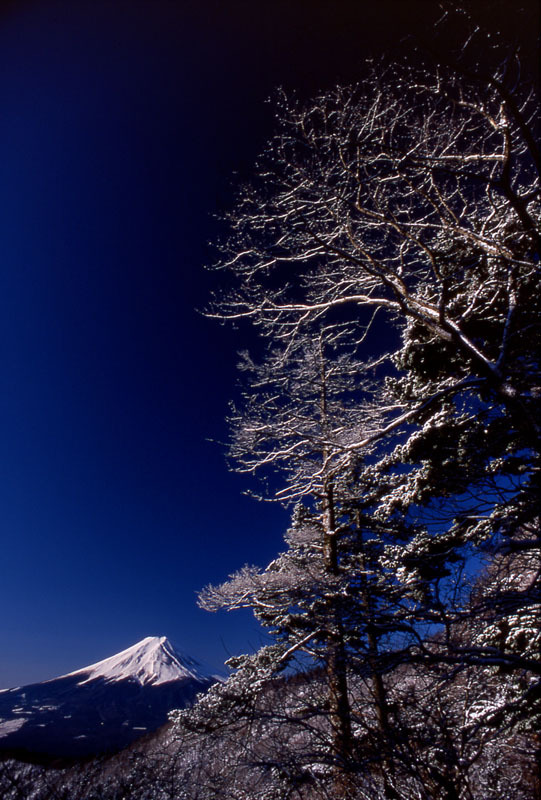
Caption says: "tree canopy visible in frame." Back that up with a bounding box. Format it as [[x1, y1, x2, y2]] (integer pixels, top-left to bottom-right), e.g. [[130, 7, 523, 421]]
[[180, 8, 541, 799]]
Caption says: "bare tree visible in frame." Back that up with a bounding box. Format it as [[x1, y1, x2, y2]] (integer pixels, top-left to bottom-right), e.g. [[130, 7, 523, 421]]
[[189, 7, 541, 798], [208, 23, 540, 660]]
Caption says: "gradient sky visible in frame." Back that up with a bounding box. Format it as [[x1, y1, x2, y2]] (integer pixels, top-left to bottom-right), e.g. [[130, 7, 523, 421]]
[[0, 0, 536, 687]]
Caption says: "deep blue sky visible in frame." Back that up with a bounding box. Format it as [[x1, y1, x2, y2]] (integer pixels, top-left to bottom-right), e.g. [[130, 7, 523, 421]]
[[0, 0, 535, 687]]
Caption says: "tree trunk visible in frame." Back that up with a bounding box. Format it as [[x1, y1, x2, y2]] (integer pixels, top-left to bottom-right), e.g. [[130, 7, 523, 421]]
[[323, 483, 354, 799], [356, 512, 400, 800]]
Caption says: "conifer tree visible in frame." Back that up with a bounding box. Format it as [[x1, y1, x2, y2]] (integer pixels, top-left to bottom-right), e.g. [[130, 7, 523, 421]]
[[199, 330, 382, 795]]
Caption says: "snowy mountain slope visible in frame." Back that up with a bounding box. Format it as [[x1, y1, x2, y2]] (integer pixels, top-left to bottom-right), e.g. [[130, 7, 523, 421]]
[[0, 637, 217, 761], [59, 635, 214, 686]]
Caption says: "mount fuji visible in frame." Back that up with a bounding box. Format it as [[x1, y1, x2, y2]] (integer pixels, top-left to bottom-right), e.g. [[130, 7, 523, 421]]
[[0, 636, 218, 761]]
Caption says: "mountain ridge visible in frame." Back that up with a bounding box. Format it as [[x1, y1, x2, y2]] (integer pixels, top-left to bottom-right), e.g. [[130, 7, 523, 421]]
[[0, 636, 217, 761]]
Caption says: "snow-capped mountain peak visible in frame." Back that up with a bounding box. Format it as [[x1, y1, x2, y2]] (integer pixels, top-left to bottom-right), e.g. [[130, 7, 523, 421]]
[[60, 636, 212, 687], [0, 636, 218, 760]]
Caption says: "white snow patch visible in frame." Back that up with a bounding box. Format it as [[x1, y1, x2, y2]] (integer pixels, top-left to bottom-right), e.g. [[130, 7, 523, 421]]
[[57, 636, 214, 687], [0, 718, 27, 736]]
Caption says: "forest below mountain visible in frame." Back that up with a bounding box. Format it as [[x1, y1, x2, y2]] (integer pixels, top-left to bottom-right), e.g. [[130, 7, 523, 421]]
[[1, 535, 538, 798], [2, 2, 539, 798]]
